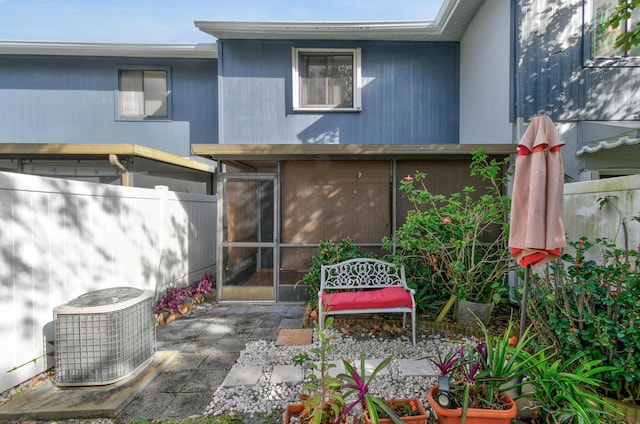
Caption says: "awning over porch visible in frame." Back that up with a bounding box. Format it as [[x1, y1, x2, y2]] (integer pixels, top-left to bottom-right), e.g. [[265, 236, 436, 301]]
[[0, 143, 216, 193], [192, 143, 516, 164]]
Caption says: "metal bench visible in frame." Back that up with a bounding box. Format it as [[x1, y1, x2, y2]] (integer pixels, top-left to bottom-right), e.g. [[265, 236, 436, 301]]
[[318, 258, 417, 346]]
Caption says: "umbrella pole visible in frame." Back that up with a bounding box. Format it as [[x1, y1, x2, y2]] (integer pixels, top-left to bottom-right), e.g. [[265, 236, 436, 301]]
[[515, 264, 531, 396], [518, 264, 530, 342]]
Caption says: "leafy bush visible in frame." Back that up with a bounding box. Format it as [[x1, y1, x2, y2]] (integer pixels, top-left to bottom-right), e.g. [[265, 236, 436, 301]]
[[517, 350, 617, 423], [528, 238, 640, 404], [383, 149, 512, 305], [295, 238, 376, 307]]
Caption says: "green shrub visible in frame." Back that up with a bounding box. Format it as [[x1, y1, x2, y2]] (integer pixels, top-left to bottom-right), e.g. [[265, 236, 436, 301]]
[[295, 238, 376, 307], [528, 237, 640, 404], [384, 149, 512, 307]]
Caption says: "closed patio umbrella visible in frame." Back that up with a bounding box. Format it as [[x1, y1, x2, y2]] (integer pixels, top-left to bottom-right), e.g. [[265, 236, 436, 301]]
[[509, 112, 566, 345]]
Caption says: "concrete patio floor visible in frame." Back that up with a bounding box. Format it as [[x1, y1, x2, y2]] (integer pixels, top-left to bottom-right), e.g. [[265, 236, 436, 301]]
[[0, 302, 308, 423]]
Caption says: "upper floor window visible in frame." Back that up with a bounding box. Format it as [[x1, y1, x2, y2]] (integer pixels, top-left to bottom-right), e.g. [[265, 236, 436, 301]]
[[292, 48, 361, 112], [118, 68, 170, 120], [592, 0, 639, 57]]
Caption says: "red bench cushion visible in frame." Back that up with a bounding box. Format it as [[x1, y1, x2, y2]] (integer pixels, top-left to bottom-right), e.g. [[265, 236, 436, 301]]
[[321, 286, 412, 311]]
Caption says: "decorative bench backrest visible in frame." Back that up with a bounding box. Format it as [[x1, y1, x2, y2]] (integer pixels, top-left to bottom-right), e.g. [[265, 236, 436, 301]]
[[320, 258, 406, 291]]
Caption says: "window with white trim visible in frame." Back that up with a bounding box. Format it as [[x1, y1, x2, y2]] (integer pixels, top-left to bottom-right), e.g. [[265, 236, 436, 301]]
[[292, 48, 361, 111], [592, 0, 639, 57], [118, 68, 170, 119]]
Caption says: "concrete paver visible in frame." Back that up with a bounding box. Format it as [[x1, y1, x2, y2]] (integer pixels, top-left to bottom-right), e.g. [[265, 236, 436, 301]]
[[220, 366, 263, 387], [270, 365, 304, 383], [397, 358, 438, 377]]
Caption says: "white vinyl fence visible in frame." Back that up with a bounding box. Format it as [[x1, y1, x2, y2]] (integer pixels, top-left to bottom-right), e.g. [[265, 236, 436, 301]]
[[0, 171, 216, 393], [564, 174, 640, 255]]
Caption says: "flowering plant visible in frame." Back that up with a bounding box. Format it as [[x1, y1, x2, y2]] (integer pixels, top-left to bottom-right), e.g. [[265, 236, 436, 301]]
[[528, 237, 640, 404], [154, 272, 214, 318], [384, 148, 512, 304]]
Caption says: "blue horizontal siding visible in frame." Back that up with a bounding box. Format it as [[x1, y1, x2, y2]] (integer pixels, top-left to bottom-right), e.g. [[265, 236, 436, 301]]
[[0, 55, 218, 156], [218, 40, 460, 145]]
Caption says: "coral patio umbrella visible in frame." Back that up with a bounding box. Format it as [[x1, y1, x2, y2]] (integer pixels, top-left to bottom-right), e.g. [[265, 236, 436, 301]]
[[509, 112, 566, 343]]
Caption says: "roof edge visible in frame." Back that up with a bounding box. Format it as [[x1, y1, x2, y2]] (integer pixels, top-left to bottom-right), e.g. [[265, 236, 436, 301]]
[[0, 143, 216, 173], [194, 0, 469, 41], [0, 41, 218, 59], [192, 143, 516, 160]]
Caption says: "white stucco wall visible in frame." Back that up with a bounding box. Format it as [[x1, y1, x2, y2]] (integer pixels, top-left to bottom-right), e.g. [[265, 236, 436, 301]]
[[459, 0, 513, 144]]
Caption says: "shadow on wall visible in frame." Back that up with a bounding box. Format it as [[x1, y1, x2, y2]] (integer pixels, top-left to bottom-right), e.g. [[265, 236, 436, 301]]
[[0, 172, 214, 393], [515, 0, 640, 121]]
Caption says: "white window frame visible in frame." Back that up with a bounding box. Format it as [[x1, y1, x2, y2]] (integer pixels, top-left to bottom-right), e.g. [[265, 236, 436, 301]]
[[116, 66, 171, 121], [292, 48, 362, 112], [587, 0, 639, 65]]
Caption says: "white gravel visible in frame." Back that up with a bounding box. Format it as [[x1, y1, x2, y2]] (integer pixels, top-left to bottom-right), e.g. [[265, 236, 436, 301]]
[[204, 327, 468, 421]]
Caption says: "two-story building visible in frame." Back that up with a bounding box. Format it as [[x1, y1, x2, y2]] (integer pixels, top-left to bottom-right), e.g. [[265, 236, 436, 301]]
[[0, 0, 638, 303]]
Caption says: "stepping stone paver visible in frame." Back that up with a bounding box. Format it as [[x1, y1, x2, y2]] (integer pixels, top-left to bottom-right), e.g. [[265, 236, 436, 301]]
[[397, 358, 437, 377], [275, 328, 313, 345], [221, 366, 263, 386], [271, 365, 304, 383], [362, 359, 390, 376]]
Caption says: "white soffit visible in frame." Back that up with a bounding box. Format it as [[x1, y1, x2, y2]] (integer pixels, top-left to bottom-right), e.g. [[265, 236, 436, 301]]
[[195, 0, 486, 42]]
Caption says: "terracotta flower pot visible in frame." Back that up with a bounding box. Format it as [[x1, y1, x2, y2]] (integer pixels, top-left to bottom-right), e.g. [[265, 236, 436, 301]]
[[427, 385, 517, 424], [283, 403, 304, 423], [283, 403, 349, 424], [364, 397, 429, 424]]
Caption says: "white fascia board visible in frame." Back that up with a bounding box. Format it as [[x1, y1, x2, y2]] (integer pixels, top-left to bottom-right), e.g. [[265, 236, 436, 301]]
[[0, 41, 217, 59], [195, 20, 441, 41], [193, 0, 466, 41]]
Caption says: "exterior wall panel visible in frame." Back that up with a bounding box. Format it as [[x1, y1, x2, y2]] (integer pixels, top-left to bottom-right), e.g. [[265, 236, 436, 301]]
[[0, 56, 218, 155], [218, 40, 460, 145], [459, 0, 512, 144], [514, 0, 640, 121]]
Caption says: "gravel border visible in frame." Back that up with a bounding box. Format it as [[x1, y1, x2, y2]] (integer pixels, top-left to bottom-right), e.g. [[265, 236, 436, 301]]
[[205, 325, 470, 421]]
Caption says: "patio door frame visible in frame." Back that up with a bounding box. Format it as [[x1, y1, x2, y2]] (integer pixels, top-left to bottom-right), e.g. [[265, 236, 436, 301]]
[[217, 163, 279, 301]]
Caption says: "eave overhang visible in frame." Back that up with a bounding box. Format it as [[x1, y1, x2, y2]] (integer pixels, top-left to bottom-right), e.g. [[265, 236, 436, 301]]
[[192, 143, 515, 161], [195, 0, 485, 42], [0, 143, 215, 173], [0, 41, 218, 59]]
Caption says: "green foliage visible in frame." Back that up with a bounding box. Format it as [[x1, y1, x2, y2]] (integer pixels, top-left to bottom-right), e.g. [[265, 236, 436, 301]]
[[518, 350, 618, 423], [604, 0, 640, 52], [528, 237, 640, 404], [338, 353, 404, 424], [297, 316, 345, 424], [296, 238, 376, 307], [428, 316, 537, 419], [384, 148, 512, 304]]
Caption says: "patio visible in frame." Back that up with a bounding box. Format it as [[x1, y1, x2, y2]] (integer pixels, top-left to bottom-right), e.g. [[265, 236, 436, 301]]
[[0, 301, 473, 423]]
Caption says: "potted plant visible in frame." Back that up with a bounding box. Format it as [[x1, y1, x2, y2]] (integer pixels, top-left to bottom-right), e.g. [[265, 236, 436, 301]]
[[337, 353, 427, 424], [285, 316, 346, 424], [516, 349, 618, 423], [426, 317, 536, 423], [384, 149, 512, 327]]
